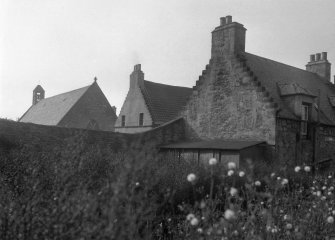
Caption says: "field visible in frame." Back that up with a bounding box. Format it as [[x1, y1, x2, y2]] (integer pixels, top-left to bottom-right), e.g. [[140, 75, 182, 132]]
[[0, 136, 334, 240]]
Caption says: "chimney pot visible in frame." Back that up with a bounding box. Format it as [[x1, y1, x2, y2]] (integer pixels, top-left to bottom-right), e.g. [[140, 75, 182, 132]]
[[315, 53, 321, 61], [322, 52, 327, 61], [134, 64, 141, 71], [220, 17, 226, 26], [310, 54, 315, 62], [226, 15, 232, 24]]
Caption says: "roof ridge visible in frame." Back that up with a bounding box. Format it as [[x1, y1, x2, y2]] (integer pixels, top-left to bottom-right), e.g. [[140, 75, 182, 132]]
[[41, 84, 91, 101], [244, 52, 324, 78], [143, 80, 191, 89]]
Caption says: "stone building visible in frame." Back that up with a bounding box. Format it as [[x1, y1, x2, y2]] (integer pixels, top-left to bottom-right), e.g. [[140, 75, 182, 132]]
[[20, 79, 117, 131], [114, 64, 192, 133], [163, 16, 335, 170]]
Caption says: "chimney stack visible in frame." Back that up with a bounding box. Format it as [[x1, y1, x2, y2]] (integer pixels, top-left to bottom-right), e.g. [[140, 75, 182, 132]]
[[130, 64, 144, 90], [112, 106, 117, 114], [211, 15, 246, 58], [32, 85, 45, 105], [306, 52, 331, 81]]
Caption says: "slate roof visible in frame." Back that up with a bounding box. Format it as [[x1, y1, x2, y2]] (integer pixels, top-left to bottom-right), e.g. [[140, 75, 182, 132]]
[[243, 52, 335, 125], [19, 85, 91, 125], [141, 80, 193, 125], [278, 83, 317, 97], [161, 140, 266, 150]]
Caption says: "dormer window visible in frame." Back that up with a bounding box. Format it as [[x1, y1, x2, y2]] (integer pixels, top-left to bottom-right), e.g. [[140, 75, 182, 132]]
[[139, 113, 144, 126], [301, 102, 311, 137]]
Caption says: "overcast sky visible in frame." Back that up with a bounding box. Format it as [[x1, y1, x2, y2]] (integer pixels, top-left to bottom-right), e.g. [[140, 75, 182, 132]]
[[1, 0, 335, 120]]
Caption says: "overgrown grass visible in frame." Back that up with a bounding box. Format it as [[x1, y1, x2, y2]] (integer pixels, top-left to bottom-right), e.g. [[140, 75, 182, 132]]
[[0, 136, 334, 239]]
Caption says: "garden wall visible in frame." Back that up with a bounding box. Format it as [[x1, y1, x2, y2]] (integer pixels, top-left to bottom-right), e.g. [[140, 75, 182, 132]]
[[0, 118, 186, 153]]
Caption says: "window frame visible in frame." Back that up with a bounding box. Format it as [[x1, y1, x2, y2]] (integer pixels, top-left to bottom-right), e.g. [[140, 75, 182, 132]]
[[301, 102, 311, 138], [139, 113, 144, 126], [121, 115, 126, 127]]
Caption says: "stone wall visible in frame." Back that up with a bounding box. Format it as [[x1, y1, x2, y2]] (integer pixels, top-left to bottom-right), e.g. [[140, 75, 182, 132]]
[[276, 118, 335, 169], [181, 55, 277, 145]]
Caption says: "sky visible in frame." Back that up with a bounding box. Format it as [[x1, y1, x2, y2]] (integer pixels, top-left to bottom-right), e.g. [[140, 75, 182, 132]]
[[1, 0, 335, 120]]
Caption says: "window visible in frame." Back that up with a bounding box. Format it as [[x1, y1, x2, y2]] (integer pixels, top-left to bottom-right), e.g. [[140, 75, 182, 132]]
[[139, 113, 144, 126], [87, 119, 99, 130], [121, 115, 126, 127], [301, 103, 311, 137]]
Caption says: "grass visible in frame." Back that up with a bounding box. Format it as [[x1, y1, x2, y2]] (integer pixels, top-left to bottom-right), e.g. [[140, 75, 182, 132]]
[[0, 137, 334, 239]]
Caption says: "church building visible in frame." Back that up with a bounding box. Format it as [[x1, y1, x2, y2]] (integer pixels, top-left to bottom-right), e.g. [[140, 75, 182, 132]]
[[19, 79, 117, 131]]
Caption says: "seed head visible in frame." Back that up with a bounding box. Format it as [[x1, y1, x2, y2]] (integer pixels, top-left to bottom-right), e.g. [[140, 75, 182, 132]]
[[230, 187, 238, 196], [281, 178, 289, 185], [227, 170, 234, 176], [190, 217, 199, 226], [228, 162, 236, 170], [209, 158, 218, 165], [255, 180, 261, 186], [304, 166, 311, 172], [186, 213, 195, 221], [327, 216, 334, 224], [187, 173, 196, 183], [294, 166, 301, 172], [224, 209, 236, 220]]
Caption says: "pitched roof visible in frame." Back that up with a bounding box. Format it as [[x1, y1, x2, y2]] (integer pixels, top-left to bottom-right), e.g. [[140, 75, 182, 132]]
[[141, 80, 192, 124], [161, 139, 266, 150], [243, 52, 335, 125], [19, 85, 91, 125]]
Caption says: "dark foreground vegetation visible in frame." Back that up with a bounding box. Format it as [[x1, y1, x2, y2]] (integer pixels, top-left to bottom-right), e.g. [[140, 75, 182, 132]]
[[0, 135, 334, 239]]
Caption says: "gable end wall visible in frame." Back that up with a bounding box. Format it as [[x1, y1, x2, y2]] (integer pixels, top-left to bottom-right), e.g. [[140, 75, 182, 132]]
[[181, 55, 276, 145], [58, 84, 117, 131], [115, 85, 153, 133]]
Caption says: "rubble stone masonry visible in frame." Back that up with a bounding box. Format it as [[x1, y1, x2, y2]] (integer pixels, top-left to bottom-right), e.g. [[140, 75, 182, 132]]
[[181, 55, 277, 145]]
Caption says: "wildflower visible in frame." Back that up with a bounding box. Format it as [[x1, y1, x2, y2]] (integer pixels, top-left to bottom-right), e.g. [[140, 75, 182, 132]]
[[227, 170, 234, 176], [332, 210, 335, 215], [135, 182, 140, 186], [329, 186, 334, 191], [255, 180, 261, 186], [286, 223, 293, 230], [328, 175, 332, 179], [327, 216, 334, 224], [230, 187, 238, 196], [321, 196, 326, 201], [317, 191, 322, 197], [239, 171, 245, 177], [224, 209, 236, 220], [187, 173, 196, 183], [186, 213, 195, 221], [190, 217, 199, 226], [228, 162, 236, 170], [197, 228, 203, 233], [209, 158, 218, 165], [271, 173, 276, 178], [277, 177, 281, 180], [232, 230, 239, 236], [322, 186, 327, 190], [294, 166, 301, 172], [281, 178, 289, 185], [304, 166, 311, 172]]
